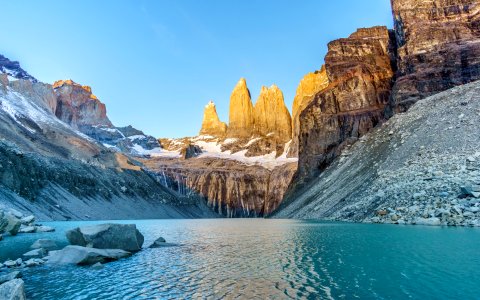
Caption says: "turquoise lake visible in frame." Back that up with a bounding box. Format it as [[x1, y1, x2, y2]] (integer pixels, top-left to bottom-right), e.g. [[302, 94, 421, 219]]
[[1, 219, 479, 299]]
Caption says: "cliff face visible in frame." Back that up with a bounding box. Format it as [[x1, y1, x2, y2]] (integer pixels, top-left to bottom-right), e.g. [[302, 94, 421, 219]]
[[295, 26, 396, 182], [143, 157, 297, 217], [199, 101, 227, 137], [289, 66, 329, 157], [253, 85, 292, 143], [53, 79, 112, 129], [391, 0, 480, 111], [227, 78, 254, 138]]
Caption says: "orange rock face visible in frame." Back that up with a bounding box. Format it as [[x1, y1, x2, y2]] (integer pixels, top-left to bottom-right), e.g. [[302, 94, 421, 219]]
[[199, 101, 227, 137], [253, 85, 292, 143], [227, 78, 254, 138], [53, 79, 112, 129], [289, 66, 329, 157]]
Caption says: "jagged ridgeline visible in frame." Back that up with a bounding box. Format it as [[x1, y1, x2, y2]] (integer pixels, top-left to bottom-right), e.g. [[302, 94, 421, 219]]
[[0, 55, 215, 220]]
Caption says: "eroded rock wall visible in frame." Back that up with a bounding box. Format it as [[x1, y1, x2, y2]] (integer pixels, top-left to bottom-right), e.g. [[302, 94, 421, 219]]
[[391, 0, 480, 111], [296, 26, 396, 183]]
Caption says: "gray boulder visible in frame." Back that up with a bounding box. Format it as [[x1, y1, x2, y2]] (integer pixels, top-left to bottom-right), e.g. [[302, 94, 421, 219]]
[[148, 237, 176, 248], [18, 226, 35, 234], [66, 223, 144, 252], [4, 214, 21, 236], [30, 239, 58, 251], [20, 215, 34, 225], [23, 248, 47, 259], [34, 225, 55, 233], [0, 279, 26, 300], [47, 245, 131, 265], [0, 271, 22, 285]]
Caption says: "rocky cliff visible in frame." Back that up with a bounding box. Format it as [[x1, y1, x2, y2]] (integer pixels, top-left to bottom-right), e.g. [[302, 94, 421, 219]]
[[53, 79, 112, 129], [143, 157, 297, 217], [52, 79, 162, 156], [199, 101, 227, 137], [253, 85, 292, 143], [227, 78, 254, 138], [390, 0, 480, 111], [288, 66, 329, 157], [294, 26, 396, 183], [275, 80, 480, 227]]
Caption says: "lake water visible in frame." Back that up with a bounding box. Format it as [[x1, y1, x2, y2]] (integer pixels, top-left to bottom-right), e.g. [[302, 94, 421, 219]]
[[2, 219, 480, 299]]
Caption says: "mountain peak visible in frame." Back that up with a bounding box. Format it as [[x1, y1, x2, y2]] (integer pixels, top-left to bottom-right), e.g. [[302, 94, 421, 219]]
[[200, 100, 227, 137], [0, 54, 37, 82]]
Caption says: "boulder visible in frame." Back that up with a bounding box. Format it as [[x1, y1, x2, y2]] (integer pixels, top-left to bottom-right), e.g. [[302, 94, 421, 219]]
[[23, 248, 47, 259], [4, 214, 21, 236], [18, 226, 35, 234], [3, 261, 16, 268], [20, 215, 34, 225], [91, 262, 104, 270], [149, 237, 168, 248], [35, 225, 55, 233], [0, 271, 22, 285], [30, 239, 58, 251], [47, 245, 131, 265], [415, 217, 442, 226], [66, 223, 144, 252], [0, 279, 26, 300]]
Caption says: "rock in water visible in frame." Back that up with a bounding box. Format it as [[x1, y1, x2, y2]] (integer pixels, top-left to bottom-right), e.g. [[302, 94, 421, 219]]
[[66, 223, 144, 252], [47, 245, 131, 265], [199, 101, 228, 137], [390, 0, 480, 111], [253, 85, 292, 143], [0, 272, 22, 285], [295, 26, 396, 182], [0, 279, 26, 300], [4, 214, 21, 236], [30, 239, 58, 251], [289, 66, 329, 157], [23, 248, 47, 259], [227, 78, 254, 138]]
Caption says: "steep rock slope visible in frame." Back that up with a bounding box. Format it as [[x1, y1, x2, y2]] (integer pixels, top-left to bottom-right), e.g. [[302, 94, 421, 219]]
[[391, 0, 480, 111], [274, 80, 480, 227], [295, 26, 396, 184], [0, 72, 215, 220]]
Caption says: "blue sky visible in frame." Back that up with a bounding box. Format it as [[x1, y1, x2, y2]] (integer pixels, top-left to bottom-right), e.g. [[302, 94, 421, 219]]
[[0, 1, 393, 138]]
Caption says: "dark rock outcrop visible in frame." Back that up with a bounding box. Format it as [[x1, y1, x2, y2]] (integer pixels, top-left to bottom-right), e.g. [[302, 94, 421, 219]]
[[390, 0, 480, 111], [295, 26, 396, 183]]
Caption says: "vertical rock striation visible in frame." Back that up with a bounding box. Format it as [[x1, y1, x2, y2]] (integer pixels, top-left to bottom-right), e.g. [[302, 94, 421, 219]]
[[390, 0, 480, 111], [289, 66, 329, 157], [296, 26, 396, 183], [253, 85, 292, 143], [199, 101, 227, 137]]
